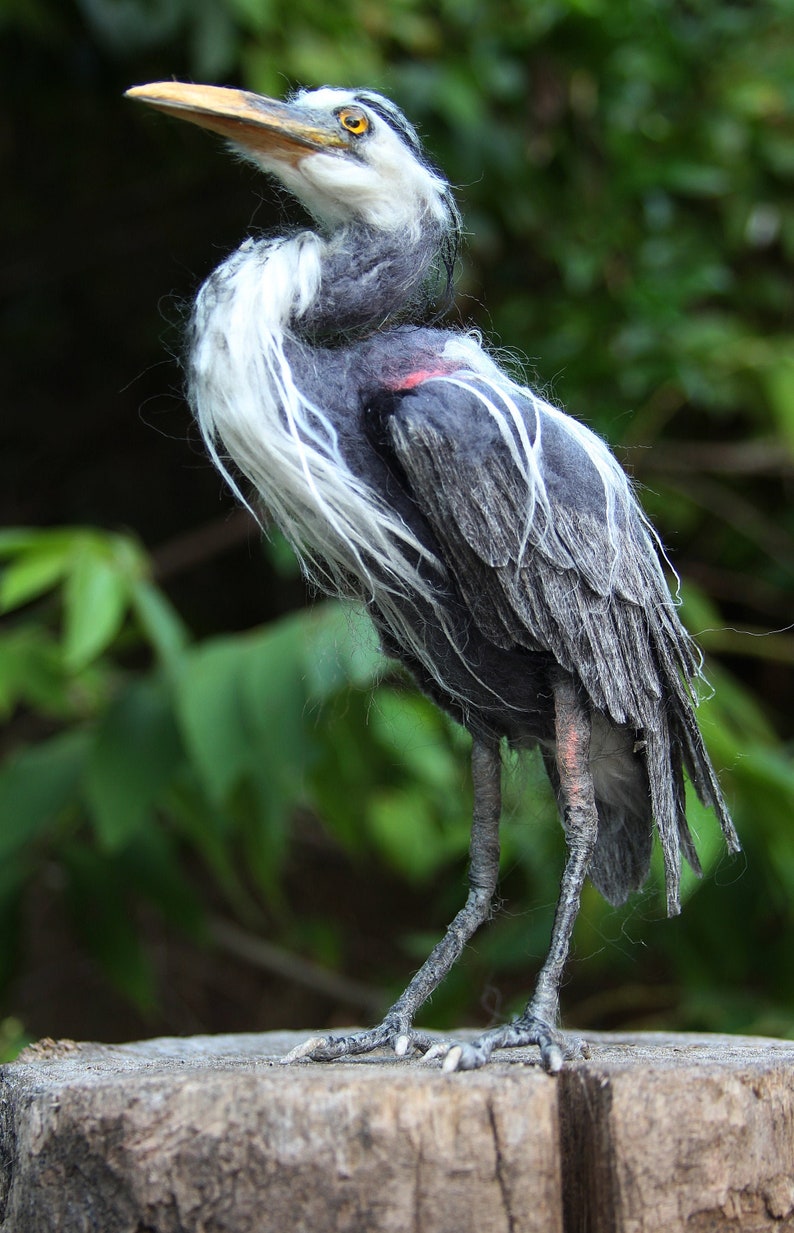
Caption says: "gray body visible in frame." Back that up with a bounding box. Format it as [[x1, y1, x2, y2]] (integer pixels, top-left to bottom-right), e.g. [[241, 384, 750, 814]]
[[224, 295, 730, 913]]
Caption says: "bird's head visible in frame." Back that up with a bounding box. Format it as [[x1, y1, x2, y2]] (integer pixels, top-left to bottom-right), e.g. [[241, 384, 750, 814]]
[[126, 81, 459, 242]]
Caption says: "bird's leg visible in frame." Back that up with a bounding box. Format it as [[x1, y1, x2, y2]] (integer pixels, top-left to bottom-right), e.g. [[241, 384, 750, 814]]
[[281, 736, 502, 1064], [439, 673, 597, 1073]]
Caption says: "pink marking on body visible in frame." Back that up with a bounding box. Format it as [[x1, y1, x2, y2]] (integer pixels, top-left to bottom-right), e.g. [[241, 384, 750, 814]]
[[392, 367, 450, 390]]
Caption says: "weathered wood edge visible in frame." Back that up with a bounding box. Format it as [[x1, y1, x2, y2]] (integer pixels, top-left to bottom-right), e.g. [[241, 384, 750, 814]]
[[1, 1029, 793, 1233]]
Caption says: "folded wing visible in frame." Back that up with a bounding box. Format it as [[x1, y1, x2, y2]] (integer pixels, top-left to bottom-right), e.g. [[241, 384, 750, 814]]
[[376, 371, 737, 910]]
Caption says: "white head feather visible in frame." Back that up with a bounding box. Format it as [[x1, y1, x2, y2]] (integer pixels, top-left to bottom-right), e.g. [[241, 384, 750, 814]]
[[235, 87, 453, 238]]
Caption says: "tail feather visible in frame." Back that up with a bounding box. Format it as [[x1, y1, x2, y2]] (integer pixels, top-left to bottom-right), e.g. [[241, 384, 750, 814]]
[[645, 724, 683, 914], [595, 702, 735, 917], [674, 697, 738, 851], [646, 597, 739, 907], [671, 735, 702, 878]]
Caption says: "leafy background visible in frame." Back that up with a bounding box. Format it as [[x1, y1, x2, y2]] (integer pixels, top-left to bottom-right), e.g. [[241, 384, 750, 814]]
[[1, 0, 792, 1060]]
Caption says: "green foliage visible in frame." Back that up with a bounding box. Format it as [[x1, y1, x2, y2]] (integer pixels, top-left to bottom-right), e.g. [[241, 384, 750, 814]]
[[0, 1018, 28, 1064], [2, 0, 793, 1040], [1, 517, 792, 1035], [0, 528, 380, 1003]]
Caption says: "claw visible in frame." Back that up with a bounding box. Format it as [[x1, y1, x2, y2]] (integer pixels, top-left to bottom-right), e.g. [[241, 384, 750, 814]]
[[441, 1045, 463, 1073], [540, 1040, 564, 1074], [394, 1034, 410, 1058], [280, 1035, 328, 1064], [422, 1042, 450, 1064]]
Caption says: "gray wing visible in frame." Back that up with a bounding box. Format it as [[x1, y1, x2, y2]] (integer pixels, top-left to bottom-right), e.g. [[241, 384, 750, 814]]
[[379, 373, 736, 909], [381, 373, 697, 728]]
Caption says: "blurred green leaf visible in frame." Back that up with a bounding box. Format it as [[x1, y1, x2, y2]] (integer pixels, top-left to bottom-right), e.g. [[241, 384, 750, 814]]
[[369, 689, 462, 793], [264, 527, 302, 580], [0, 1017, 29, 1063], [369, 787, 450, 884], [63, 540, 130, 672], [301, 603, 382, 700], [85, 678, 184, 850], [0, 731, 89, 861], [0, 545, 69, 611], [165, 770, 261, 918], [175, 637, 252, 804], [239, 618, 310, 888], [0, 528, 76, 557], [130, 579, 190, 674], [227, 0, 275, 32], [764, 356, 794, 451], [0, 628, 67, 719]]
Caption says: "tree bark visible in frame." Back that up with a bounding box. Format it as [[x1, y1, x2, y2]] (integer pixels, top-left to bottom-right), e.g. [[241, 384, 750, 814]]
[[1, 1030, 793, 1233]]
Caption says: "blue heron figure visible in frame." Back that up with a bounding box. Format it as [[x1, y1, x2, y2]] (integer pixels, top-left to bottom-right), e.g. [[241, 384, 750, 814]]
[[127, 81, 737, 1071]]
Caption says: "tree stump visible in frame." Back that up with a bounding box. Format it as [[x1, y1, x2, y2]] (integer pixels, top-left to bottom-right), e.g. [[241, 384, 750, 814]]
[[1, 1030, 793, 1232]]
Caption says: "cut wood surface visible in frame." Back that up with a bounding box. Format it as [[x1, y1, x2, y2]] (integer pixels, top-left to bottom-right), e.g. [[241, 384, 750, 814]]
[[1, 1029, 793, 1233]]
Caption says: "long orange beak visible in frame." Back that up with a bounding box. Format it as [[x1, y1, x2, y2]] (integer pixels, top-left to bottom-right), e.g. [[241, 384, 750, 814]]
[[125, 81, 349, 162]]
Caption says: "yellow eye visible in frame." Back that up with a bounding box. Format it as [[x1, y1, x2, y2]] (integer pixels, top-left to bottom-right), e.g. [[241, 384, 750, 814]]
[[337, 107, 370, 137]]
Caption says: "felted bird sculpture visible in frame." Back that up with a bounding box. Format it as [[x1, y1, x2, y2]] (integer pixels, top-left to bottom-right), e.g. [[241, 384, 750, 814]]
[[127, 80, 738, 1071]]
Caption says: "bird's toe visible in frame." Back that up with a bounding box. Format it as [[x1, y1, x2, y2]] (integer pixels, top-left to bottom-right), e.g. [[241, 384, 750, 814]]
[[441, 1042, 492, 1071], [280, 1035, 330, 1064], [280, 1022, 436, 1064], [539, 1038, 564, 1074]]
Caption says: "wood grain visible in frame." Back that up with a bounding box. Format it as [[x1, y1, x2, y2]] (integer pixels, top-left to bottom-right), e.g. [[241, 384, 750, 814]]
[[1, 1030, 793, 1232]]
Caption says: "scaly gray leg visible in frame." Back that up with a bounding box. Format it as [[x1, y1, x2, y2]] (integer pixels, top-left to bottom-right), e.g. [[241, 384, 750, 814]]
[[438, 673, 597, 1073], [281, 736, 503, 1063]]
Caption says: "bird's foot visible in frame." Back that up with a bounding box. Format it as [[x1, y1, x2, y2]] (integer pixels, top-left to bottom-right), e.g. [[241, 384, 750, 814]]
[[280, 1020, 436, 1065], [424, 1017, 587, 1075]]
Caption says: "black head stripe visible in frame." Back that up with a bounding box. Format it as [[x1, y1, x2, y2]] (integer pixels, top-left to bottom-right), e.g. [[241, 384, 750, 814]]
[[352, 91, 424, 157], [352, 90, 458, 244]]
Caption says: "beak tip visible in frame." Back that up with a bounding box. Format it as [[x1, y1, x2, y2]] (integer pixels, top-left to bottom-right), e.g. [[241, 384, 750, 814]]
[[124, 81, 192, 107], [124, 83, 164, 107]]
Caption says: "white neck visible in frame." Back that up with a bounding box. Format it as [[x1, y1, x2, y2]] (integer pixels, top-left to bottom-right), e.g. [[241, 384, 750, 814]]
[[188, 232, 440, 599]]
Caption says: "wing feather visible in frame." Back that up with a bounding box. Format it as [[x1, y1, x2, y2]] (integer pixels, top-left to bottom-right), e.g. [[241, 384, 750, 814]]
[[384, 374, 682, 728], [380, 371, 736, 912]]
